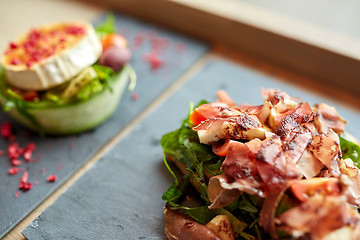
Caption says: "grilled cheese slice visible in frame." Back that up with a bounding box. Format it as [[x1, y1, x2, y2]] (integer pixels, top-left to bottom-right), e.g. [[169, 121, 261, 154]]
[[1, 21, 102, 90]]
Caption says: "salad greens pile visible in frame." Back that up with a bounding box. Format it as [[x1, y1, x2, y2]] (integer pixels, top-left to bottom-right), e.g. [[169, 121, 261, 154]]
[[161, 100, 360, 240]]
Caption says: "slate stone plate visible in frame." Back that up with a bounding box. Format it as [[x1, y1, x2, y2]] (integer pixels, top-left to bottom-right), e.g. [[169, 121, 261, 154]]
[[0, 12, 207, 238], [22, 58, 360, 239]]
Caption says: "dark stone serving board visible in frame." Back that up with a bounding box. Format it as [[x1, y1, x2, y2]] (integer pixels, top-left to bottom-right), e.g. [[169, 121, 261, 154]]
[[22, 58, 360, 239], [0, 12, 208, 238]]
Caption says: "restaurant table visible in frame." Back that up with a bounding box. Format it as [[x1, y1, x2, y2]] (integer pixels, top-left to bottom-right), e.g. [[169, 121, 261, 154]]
[[1, 1, 360, 239]]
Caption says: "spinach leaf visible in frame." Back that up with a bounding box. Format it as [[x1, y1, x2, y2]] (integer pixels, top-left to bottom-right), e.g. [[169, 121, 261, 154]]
[[340, 136, 360, 167]]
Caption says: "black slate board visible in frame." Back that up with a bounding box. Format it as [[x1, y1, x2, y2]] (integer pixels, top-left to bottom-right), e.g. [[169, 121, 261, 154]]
[[0, 13, 207, 238], [22, 58, 360, 239]]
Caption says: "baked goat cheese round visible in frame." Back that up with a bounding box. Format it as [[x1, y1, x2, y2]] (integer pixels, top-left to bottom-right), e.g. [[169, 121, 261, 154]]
[[1, 21, 102, 90]]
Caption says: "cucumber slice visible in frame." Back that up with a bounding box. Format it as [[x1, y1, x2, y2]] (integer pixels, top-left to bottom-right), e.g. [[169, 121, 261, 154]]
[[0, 65, 133, 135]]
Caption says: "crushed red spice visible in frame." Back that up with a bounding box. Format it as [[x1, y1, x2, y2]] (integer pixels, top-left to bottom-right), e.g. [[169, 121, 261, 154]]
[[23, 142, 36, 162], [10, 58, 21, 65], [15, 192, 19, 198], [143, 52, 163, 71], [46, 174, 57, 182], [8, 167, 19, 175], [0, 122, 42, 195], [9, 42, 18, 49], [11, 159, 22, 166], [131, 92, 139, 101], [19, 171, 33, 191], [8, 142, 24, 160]]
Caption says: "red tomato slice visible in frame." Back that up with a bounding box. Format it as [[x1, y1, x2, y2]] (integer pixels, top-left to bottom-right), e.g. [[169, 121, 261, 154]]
[[291, 178, 340, 202], [212, 139, 231, 156], [189, 102, 229, 126], [23, 91, 39, 101], [101, 33, 127, 52]]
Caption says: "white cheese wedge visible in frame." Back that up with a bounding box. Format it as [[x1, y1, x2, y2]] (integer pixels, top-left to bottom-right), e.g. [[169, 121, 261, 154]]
[[1, 21, 102, 90]]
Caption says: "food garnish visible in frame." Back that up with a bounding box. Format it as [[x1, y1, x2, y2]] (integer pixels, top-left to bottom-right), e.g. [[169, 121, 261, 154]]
[[0, 15, 136, 135], [161, 89, 360, 240]]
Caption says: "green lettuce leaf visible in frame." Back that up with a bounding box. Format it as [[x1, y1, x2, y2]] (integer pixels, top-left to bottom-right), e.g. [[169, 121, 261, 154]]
[[95, 14, 116, 38], [340, 136, 360, 167]]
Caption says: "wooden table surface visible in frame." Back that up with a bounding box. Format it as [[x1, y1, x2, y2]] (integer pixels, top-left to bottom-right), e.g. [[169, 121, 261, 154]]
[[1, 0, 360, 239]]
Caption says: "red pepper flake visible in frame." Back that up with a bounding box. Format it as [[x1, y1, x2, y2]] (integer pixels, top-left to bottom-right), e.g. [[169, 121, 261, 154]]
[[19, 171, 32, 191], [8, 142, 24, 160], [8, 167, 19, 175], [19, 182, 33, 191], [65, 25, 85, 35], [143, 52, 163, 71], [33, 158, 38, 163], [10, 58, 21, 65], [23, 142, 36, 162], [34, 181, 38, 185], [25, 61, 33, 68], [21, 171, 28, 183], [15, 191, 19, 198], [0, 150, 4, 156], [28, 29, 41, 42], [131, 92, 139, 101], [1, 122, 13, 139], [11, 159, 22, 166], [9, 42, 18, 49], [46, 174, 57, 182]]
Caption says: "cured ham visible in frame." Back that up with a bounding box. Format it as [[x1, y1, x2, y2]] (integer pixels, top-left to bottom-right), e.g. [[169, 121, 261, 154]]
[[162, 88, 360, 240]]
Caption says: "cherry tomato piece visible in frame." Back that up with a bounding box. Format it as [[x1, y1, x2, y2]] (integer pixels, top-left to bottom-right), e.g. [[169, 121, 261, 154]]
[[101, 33, 127, 52]]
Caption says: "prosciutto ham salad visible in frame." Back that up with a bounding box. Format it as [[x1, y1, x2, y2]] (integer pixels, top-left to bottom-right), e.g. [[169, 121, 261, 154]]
[[161, 89, 360, 240]]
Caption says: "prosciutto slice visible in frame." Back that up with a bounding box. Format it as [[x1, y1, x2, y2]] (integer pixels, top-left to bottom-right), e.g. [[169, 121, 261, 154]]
[[278, 195, 358, 239], [172, 89, 360, 239], [164, 209, 222, 240], [314, 103, 347, 135], [193, 115, 267, 144]]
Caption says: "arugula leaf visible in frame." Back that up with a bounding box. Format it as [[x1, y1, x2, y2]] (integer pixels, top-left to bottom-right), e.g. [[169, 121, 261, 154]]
[[205, 159, 224, 176], [162, 182, 183, 203], [340, 136, 360, 167], [94, 14, 116, 38]]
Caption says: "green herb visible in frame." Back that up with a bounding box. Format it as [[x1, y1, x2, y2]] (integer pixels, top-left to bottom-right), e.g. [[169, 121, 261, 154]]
[[95, 14, 116, 38], [162, 182, 183, 203], [205, 159, 224, 176], [340, 136, 360, 167]]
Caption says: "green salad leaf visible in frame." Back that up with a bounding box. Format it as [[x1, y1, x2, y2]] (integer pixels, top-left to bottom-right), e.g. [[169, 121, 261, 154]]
[[95, 14, 116, 38], [340, 136, 360, 167]]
